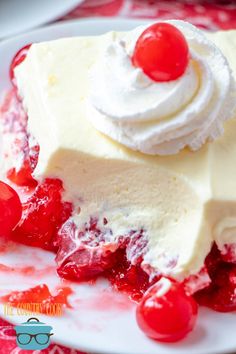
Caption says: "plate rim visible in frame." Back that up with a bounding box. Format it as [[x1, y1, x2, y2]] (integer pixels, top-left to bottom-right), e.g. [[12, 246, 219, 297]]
[[0, 17, 149, 45], [0, 0, 83, 39]]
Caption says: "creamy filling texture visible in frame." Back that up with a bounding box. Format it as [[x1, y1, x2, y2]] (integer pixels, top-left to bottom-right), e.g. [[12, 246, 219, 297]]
[[214, 217, 236, 252], [13, 27, 236, 282], [89, 20, 236, 155]]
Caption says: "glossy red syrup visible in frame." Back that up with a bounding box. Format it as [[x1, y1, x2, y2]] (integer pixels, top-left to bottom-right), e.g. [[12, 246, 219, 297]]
[[0, 181, 22, 237], [56, 219, 148, 288], [132, 23, 189, 82], [195, 244, 236, 312], [56, 217, 122, 281], [104, 249, 157, 302], [11, 178, 72, 251], [2, 284, 72, 315]]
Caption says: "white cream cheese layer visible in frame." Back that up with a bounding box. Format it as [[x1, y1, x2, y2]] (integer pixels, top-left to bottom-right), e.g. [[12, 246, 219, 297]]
[[14, 27, 236, 281], [89, 21, 236, 155]]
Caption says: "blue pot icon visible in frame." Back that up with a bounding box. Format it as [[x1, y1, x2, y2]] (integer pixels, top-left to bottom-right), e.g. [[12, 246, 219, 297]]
[[14, 317, 53, 350]]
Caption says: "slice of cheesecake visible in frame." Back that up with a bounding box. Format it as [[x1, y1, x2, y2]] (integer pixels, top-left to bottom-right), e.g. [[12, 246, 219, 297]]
[[10, 25, 236, 286]]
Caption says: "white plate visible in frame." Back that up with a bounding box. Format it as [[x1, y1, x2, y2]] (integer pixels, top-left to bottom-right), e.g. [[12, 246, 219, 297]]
[[0, 0, 81, 39], [0, 18, 236, 354]]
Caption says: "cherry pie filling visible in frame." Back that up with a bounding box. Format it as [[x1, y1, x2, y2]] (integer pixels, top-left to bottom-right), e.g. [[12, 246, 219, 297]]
[[1, 36, 236, 343]]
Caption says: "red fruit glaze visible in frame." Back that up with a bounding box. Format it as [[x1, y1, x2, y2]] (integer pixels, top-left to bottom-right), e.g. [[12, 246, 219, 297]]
[[56, 218, 120, 281], [132, 23, 189, 82], [0, 181, 22, 236], [105, 249, 156, 302], [11, 178, 72, 251], [9, 44, 31, 84], [1, 284, 72, 315], [56, 220, 148, 287], [195, 244, 236, 312], [136, 278, 198, 342]]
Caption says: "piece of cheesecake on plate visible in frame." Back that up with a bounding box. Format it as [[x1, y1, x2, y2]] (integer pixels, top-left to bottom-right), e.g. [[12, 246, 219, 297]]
[[1, 20, 236, 342]]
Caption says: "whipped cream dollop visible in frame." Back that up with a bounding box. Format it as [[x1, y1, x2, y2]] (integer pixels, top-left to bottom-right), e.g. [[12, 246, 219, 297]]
[[88, 20, 236, 155]]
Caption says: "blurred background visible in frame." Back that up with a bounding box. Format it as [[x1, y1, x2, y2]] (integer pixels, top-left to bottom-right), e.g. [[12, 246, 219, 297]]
[[0, 0, 236, 41]]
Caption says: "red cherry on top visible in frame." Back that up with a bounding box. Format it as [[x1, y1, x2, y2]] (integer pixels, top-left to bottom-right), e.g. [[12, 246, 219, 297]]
[[132, 23, 189, 82], [9, 44, 31, 85], [0, 181, 22, 236], [136, 277, 198, 342]]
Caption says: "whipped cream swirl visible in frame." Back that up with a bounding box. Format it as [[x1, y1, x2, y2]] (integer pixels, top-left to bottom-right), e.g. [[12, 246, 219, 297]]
[[88, 20, 236, 155]]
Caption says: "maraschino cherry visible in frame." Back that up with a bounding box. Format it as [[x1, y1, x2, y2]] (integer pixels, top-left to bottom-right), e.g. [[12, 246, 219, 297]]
[[136, 277, 198, 342], [10, 44, 31, 84], [132, 23, 189, 82], [0, 181, 22, 236]]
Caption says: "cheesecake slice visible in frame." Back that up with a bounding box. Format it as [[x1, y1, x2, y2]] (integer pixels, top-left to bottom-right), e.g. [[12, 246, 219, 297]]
[[1, 20, 236, 343], [11, 25, 236, 286]]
